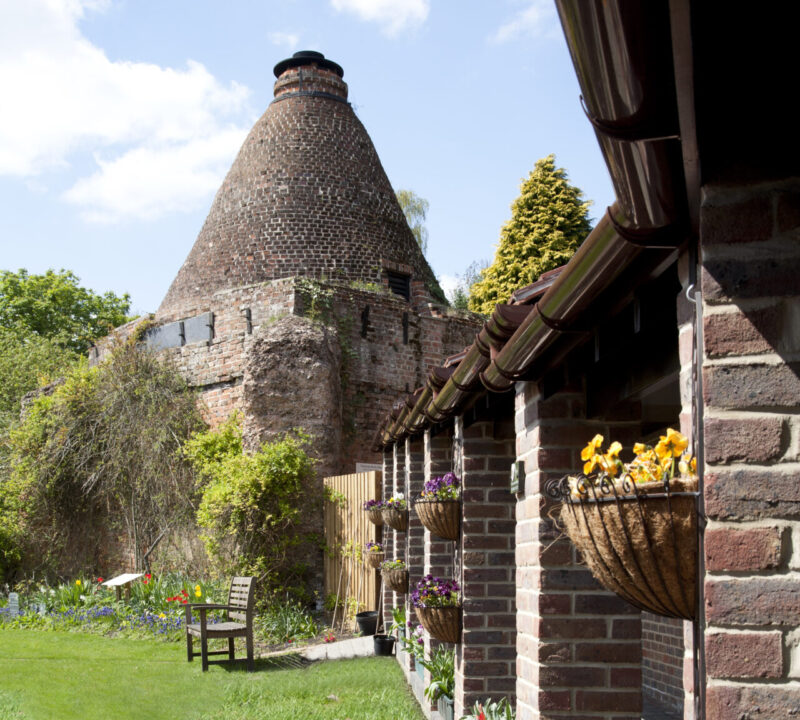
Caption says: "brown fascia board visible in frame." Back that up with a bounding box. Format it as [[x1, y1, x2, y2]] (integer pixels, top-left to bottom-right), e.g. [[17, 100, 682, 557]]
[[378, 0, 689, 449]]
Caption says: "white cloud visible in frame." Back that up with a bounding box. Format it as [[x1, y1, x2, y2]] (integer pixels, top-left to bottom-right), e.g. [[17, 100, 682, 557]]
[[330, 0, 429, 36], [63, 128, 248, 223], [438, 274, 459, 298], [489, 1, 558, 44], [0, 0, 254, 222], [269, 31, 300, 50]]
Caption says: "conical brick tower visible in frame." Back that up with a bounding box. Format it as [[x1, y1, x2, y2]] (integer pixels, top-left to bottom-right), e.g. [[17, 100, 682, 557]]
[[158, 51, 441, 322]]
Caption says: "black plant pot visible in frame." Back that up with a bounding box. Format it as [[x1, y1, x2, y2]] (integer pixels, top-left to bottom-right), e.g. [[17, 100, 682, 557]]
[[355, 610, 379, 635], [373, 634, 395, 656]]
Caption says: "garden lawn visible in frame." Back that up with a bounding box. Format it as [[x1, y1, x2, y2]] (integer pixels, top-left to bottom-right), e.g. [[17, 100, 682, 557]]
[[0, 630, 423, 720]]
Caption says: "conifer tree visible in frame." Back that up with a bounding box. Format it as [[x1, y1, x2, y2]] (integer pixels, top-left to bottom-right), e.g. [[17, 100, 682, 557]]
[[469, 155, 592, 315]]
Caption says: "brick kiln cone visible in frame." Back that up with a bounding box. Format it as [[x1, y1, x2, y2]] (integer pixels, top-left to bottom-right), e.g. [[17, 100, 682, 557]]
[[157, 51, 441, 322]]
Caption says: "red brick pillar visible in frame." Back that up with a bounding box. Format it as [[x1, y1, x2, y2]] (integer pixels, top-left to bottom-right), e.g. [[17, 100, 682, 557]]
[[514, 382, 643, 720], [405, 436, 426, 685], [700, 180, 800, 717], [456, 414, 517, 718], [425, 428, 455, 580], [386, 443, 405, 635]]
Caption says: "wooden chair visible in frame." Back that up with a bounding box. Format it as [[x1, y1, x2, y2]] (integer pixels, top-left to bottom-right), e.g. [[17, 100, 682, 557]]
[[185, 576, 256, 672]]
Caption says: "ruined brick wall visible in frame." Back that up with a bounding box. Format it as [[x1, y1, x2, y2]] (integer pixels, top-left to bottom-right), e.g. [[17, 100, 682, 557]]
[[699, 179, 800, 718], [157, 53, 442, 323]]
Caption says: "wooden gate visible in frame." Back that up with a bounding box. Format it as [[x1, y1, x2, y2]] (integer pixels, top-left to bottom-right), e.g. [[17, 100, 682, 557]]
[[323, 471, 382, 620]]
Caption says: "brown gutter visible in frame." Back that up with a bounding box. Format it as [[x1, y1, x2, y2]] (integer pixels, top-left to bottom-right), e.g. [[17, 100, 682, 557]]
[[377, 0, 689, 448]]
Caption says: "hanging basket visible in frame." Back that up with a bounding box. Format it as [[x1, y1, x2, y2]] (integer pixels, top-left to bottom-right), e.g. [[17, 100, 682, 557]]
[[365, 551, 385, 569], [416, 606, 461, 644], [381, 506, 408, 532], [413, 498, 460, 540], [382, 567, 408, 593], [547, 474, 699, 620], [366, 507, 384, 526]]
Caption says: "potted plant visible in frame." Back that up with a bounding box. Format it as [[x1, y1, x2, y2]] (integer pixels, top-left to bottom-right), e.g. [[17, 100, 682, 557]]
[[422, 646, 455, 720], [380, 559, 408, 593], [547, 429, 699, 620], [397, 620, 425, 678], [462, 698, 515, 720], [364, 541, 384, 569], [413, 472, 461, 541], [411, 575, 461, 644], [381, 493, 408, 532], [363, 498, 384, 526], [389, 605, 406, 641]]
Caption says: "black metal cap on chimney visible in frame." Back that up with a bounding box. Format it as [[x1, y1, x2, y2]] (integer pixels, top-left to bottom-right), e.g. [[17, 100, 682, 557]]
[[273, 51, 344, 79]]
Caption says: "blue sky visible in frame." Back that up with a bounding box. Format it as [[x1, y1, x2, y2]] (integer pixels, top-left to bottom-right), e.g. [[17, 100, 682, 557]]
[[0, 0, 615, 315]]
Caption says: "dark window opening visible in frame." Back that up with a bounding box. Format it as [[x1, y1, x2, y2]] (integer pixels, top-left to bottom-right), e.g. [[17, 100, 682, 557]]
[[387, 271, 411, 301]]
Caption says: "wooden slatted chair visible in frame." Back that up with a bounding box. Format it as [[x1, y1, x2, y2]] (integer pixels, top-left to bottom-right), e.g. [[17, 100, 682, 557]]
[[185, 576, 256, 672]]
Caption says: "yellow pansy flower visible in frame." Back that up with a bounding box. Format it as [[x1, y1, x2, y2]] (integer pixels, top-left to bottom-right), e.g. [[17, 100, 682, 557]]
[[580, 434, 604, 462]]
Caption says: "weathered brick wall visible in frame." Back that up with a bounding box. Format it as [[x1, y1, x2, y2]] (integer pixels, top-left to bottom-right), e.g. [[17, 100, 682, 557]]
[[456, 415, 518, 718], [699, 179, 800, 718], [515, 381, 643, 720]]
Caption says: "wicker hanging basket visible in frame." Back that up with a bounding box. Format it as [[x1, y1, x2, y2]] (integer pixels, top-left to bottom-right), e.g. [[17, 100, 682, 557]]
[[366, 507, 384, 526], [416, 606, 461, 644], [382, 567, 409, 593], [381, 506, 408, 532], [547, 474, 699, 620], [365, 551, 385, 569], [413, 498, 460, 540]]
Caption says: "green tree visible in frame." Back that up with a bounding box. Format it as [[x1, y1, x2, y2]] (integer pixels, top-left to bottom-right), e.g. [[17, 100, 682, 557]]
[[0, 327, 78, 431], [469, 155, 592, 315], [396, 189, 429, 255], [449, 259, 489, 310], [0, 269, 131, 354]]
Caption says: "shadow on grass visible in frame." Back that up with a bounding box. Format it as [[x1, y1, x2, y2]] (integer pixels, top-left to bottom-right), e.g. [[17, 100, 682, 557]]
[[206, 653, 315, 673]]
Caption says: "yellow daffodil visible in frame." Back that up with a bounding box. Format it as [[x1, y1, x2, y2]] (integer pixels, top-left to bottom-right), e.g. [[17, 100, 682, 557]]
[[75, 580, 81, 587], [195, 589, 202, 598], [158, 613, 166, 619]]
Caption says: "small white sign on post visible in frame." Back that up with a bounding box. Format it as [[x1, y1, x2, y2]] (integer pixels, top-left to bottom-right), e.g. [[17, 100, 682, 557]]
[[102, 572, 144, 601], [7, 592, 19, 617]]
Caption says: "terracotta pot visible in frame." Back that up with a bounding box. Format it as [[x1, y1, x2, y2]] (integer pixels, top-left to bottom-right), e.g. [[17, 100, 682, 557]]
[[554, 476, 699, 620], [414, 498, 460, 540], [416, 605, 461, 644]]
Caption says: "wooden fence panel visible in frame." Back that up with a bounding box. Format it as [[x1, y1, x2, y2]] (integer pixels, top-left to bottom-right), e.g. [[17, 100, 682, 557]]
[[324, 471, 382, 622]]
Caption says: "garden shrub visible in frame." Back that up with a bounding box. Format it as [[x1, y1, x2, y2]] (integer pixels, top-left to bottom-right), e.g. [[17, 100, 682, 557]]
[[185, 416, 317, 596], [2, 340, 204, 581]]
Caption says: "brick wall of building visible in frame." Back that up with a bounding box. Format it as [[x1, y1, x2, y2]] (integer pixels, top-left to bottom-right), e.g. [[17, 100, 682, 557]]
[[700, 179, 800, 718], [642, 613, 685, 713], [456, 414, 518, 718], [514, 381, 643, 719]]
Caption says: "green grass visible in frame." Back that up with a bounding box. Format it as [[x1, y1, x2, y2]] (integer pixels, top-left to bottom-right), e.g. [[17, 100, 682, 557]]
[[0, 630, 424, 720]]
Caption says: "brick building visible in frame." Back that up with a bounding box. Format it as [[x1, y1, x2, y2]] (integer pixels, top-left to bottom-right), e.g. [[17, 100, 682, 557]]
[[374, 3, 798, 719], [95, 51, 480, 581]]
